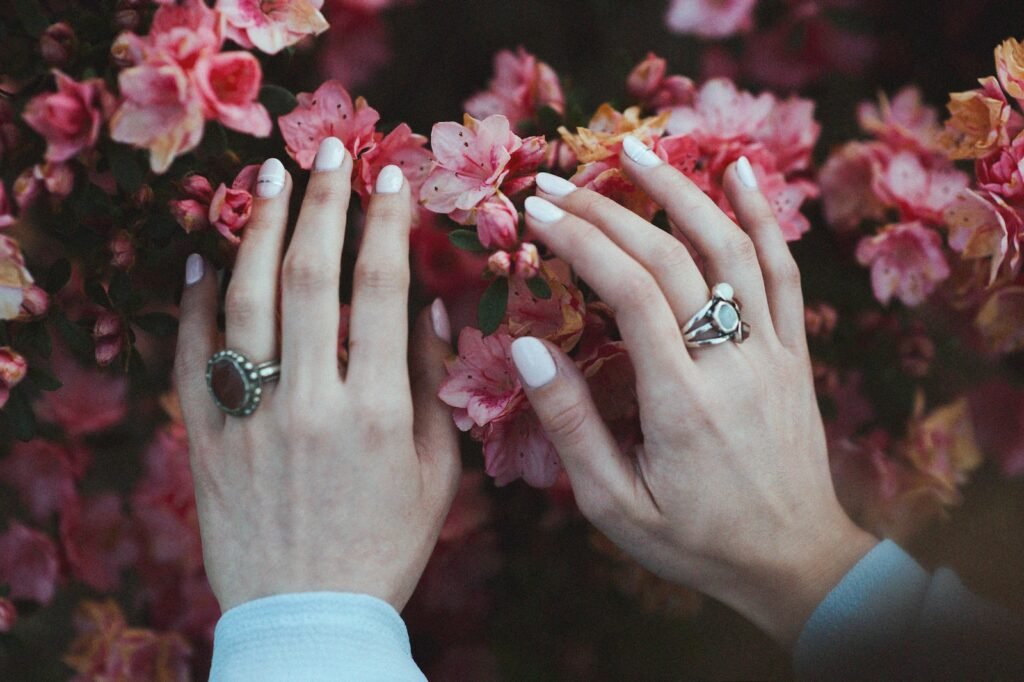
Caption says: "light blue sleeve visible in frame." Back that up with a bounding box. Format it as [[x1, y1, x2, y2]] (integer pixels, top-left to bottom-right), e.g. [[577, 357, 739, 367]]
[[794, 539, 1021, 680], [209, 592, 427, 682]]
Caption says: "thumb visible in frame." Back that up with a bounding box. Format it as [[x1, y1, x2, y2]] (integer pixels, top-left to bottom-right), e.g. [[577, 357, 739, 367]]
[[510, 336, 642, 520], [410, 298, 461, 503]]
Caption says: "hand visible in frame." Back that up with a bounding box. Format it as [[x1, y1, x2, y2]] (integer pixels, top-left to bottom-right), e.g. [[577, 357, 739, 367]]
[[174, 138, 461, 613], [516, 137, 878, 648]]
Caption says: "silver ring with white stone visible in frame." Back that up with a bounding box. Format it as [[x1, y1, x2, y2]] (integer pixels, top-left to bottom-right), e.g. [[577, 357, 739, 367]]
[[682, 283, 750, 348], [206, 349, 281, 417]]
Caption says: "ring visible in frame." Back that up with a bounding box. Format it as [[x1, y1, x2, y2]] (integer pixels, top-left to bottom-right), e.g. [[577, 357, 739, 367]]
[[682, 283, 750, 348], [206, 349, 281, 417]]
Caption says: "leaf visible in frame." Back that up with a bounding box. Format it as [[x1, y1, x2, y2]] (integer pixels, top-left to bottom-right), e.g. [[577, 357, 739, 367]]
[[43, 258, 72, 294], [14, 0, 49, 37], [53, 311, 94, 357], [259, 85, 298, 117], [27, 366, 61, 392], [526, 276, 552, 300], [449, 229, 488, 253], [4, 389, 36, 441], [108, 271, 134, 310], [478, 277, 509, 336], [133, 312, 178, 337], [18, 321, 51, 359], [84, 280, 112, 309], [106, 143, 145, 193]]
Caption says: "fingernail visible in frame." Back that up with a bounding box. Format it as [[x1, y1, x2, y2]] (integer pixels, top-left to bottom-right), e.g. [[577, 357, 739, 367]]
[[512, 337, 557, 388], [313, 137, 347, 172], [736, 156, 758, 190], [185, 253, 204, 286], [256, 158, 286, 198], [524, 196, 565, 223], [535, 172, 577, 197], [430, 297, 451, 342], [622, 135, 662, 168], [375, 165, 404, 194]]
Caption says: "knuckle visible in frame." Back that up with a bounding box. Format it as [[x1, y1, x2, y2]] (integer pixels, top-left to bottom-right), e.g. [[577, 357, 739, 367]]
[[354, 261, 409, 293], [544, 400, 590, 446], [722, 232, 759, 266], [618, 271, 658, 306], [305, 180, 344, 205], [773, 255, 802, 288], [577, 491, 615, 525], [224, 288, 258, 324], [283, 256, 335, 291], [654, 240, 695, 276], [369, 199, 409, 226]]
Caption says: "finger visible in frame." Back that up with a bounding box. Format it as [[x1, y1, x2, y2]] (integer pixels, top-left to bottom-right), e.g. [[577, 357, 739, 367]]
[[281, 137, 352, 385], [523, 196, 694, 396], [724, 157, 806, 352], [411, 299, 461, 506], [619, 135, 773, 337], [348, 165, 413, 389], [510, 336, 655, 525], [535, 172, 709, 323], [174, 254, 222, 435], [225, 158, 292, 361]]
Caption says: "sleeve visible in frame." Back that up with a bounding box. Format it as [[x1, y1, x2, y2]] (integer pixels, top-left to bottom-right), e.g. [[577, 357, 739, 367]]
[[209, 592, 427, 682], [793, 539, 1022, 681]]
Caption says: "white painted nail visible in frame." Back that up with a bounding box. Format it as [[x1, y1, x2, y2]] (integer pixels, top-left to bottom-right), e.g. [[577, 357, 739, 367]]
[[622, 135, 662, 168], [535, 172, 577, 197], [185, 253, 204, 286], [256, 158, 286, 198], [430, 297, 451, 342], [511, 337, 557, 389], [375, 165, 404, 194], [736, 156, 758, 189], [524, 196, 565, 223], [313, 136, 346, 171]]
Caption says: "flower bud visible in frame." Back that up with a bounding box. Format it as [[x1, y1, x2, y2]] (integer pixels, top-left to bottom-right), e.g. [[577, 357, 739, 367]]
[[40, 22, 77, 68], [180, 174, 214, 202], [487, 250, 512, 277], [627, 53, 667, 101], [110, 231, 136, 270], [169, 199, 210, 233], [93, 311, 125, 367], [39, 162, 74, 198], [514, 242, 540, 279], [475, 194, 519, 250], [0, 347, 28, 408], [18, 285, 50, 320], [110, 33, 143, 68]]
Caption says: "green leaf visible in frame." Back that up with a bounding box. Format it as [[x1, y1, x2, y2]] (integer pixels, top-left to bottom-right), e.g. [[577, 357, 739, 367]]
[[4, 389, 36, 441], [108, 271, 134, 310], [525, 276, 552, 300], [106, 143, 145, 193], [53, 311, 94, 357], [17, 320, 51, 359], [448, 229, 488, 253], [133, 312, 178, 337], [14, 0, 49, 37], [27, 366, 61, 392], [478, 277, 509, 336], [85, 280, 112, 309], [44, 258, 72, 294], [259, 85, 298, 116]]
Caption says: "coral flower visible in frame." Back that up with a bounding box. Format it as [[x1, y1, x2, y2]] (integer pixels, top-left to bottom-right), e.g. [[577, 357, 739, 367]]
[[22, 70, 115, 162], [218, 0, 329, 55], [279, 79, 381, 169], [855, 221, 951, 307]]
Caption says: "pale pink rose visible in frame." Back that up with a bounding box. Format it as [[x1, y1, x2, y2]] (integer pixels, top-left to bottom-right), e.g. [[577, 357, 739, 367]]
[[439, 327, 524, 430], [627, 53, 695, 109], [0, 439, 77, 521], [354, 123, 432, 205], [279, 79, 381, 169], [93, 311, 125, 366], [23, 71, 113, 163], [976, 136, 1024, 200], [0, 522, 60, 604], [0, 346, 28, 408], [857, 87, 944, 155], [421, 114, 545, 220], [666, 78, 775, 145], [474, 193, 519, 250], [192, 51, 272, 136], [819, 141, 890, 231], [60, 493, 139, 592], [873, 151, 969, 224], [465, 47, 565, 130], [0, 597, 15, 632], [855, 221, 951, 307], [218, 0, 329, 55], [36, 343, 128, 436], [665, 0, 756, 38], [480, 406, 561, 487]]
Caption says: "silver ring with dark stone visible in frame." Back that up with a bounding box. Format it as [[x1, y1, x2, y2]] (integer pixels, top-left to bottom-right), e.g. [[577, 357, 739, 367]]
[[206, 349, 281, 417], [682, 283, 750, 348]]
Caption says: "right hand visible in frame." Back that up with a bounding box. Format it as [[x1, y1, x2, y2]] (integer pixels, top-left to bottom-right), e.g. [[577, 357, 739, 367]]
[[514, 139, 877, 648]]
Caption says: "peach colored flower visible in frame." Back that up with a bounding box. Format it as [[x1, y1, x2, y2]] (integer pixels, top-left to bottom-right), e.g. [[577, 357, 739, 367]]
[[0, 235, 38, 320], [904, 395, 982, 506], [218, 0, 329, 55], [944, 189, 1024, 283], [665, 0, 756, 38], [0, 439, 78, 521], [995, 37, 1024, 106], [944, 76, 1023, 160], [857, 87, 944, 155], [0, 522, 60, 604], [23, 70, 115, 163], [465, 47, 565, 130], [855, 221, 950, 307], [278, 79, 381, 169]]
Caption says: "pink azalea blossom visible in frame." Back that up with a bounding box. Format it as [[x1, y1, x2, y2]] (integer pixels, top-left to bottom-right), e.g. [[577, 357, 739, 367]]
[[22, 71, 115, 163], [514, 242, 540, 279], [995, 38, 1024, 108], [192, 52, 273, 137], [60, 493, 139, 592], [857, 87, 944, 156], [0, 522, 60, 604], [873, 151, 969, 224], [353, 123, 433, 205], [217, 0, 329, 55], [856, 221, 951, 307], [438, 327, 524, 430], [755, 96, 820, 174], [976, 136, 1024, 200], [0, 440, 78, 521], [944, 189, 1024, 283], [465, 47, 565, 130], [170, 174, 215, 233], [665, 0, 756, 38], [479, 407, 562, 488], [475, 193, 519, 250], [666, 78, 775, 146], [0, 346, 28, 409], [819, 141, 891, 231], [279, 79, 381, 169], [506, 266, 586, 350]]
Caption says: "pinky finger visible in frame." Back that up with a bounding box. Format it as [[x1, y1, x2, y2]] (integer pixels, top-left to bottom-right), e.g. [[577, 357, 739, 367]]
[[724, 157, 807, 352], [174, 254, 222, 438]]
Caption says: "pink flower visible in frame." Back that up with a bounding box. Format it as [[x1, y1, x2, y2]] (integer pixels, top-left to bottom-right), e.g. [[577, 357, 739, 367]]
[[0, 439, 77, 521], [665, 0, 756, 38], [627, 53, 695, 109], [279, 80, 381, 169], [439, 328, 524, 430], [317, 7, 392, 89], [666, 78, 775, 146], [217, 0, 329, 54], [0, 235, 38, 320], [944, 189, 1024, 283], [944, 76, 1023, 160], [208, 164, 259, 243], [421, 114, 545, 220], [475, 193, 519, 250], [487, 250, 512, 277], [0, 597, 15, 632], [40, 22, 77, 68], [354, 123, 433, 205], [995, 38, 1024, 108], [170, 174, 215, 233], [857, 87, 944, 156], [192, 51, 272, 136], [35, 343, 128, 436], [873, 151, 969, 224], [855, 221, 951, 307], [465, 47, 565, 130], [976, 137, 1024, 200], [0, 346, 28, 408], [94, 311, 126, 366], [755, 96, 820, 174], [60, 493, 139, 592], [506, 265, 586, 350], [819, 141, 890, 231], [480, 407, 562, 487], [22, 71, 114, 162], [748, 165, 819, 241], [0, 522, 60, 604]]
